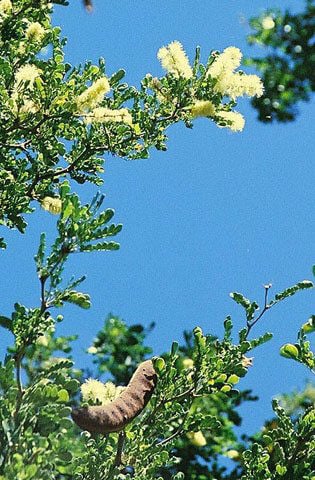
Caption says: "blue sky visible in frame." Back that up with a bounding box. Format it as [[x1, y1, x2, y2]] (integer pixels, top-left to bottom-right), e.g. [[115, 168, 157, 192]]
[[1, 0, 314, 436]]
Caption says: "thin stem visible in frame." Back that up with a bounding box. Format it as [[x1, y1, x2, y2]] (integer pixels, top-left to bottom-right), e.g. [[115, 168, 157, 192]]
[[13, 351, 25, 422], [27, 144, 92, 197], [245, 284, 272, 340], [114, 431, 125, 467], [163, 387, 195, 404], [0, 141, 30, 151], [156, 429, 182, 447], [156, 408, 190, 447], [144, 386, 194, 426], [155, 105, 180, 124], [39, 276, 47, 313], [106, 431, 126, 479], [16, 353, 23, 397]]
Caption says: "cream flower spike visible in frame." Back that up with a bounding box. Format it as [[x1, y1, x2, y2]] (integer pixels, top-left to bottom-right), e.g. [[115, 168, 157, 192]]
[[157, 41, 193, 79]]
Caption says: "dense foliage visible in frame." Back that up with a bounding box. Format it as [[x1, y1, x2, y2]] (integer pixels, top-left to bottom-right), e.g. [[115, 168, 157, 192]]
[[0, 1, 314, 479], [246, 0, 315, 122]]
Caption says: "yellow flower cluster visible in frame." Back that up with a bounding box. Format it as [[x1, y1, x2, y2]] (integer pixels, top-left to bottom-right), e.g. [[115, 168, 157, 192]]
[[189, 102, 245, 132], [77, 77, 110, 110], [154, 42, 262, 133], [216, 111, 245, 132], [216, 72, 264, 100], [157, 41, 193, 79], [85, 107, 133, 126], [11, 64, 42, 116], [207, 46, 263, 100], [16, 100, 39, 115], [207, 47, 242, 78], [190, 100, 215, 119], [15, 64, 42, 88], [25, 22, 45, 42], [81, 379, 125, 405], [0, 0, 12, 15], [41, 197, 62, 215]]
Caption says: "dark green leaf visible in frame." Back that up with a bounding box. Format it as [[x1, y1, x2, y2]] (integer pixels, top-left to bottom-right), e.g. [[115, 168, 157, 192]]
[[230, 292, 251, 309], [274, 280, 313, 302], [0, 316, 12, 331], [110, 69, 126, 85]]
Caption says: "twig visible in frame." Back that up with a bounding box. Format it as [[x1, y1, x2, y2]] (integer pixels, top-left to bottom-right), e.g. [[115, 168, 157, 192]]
[[13, 351, 24, 422], [27, 144, 92, 197], [0, 141, 30, 152], [156, 428, 183, 447], [39, 276, 47, 313], [156, 408, 190, 447], [107, 431, 126, 479], [244, 284, 272, 340], [114, 431, 125, 467], [15, 353, 23, 398], [144, 386, 194, 426]]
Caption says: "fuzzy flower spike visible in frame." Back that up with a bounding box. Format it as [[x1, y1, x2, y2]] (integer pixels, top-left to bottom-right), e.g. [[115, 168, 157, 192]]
[[207, 46, 263, 100], [81, 379, 125, 406], [157, 41, 193, 79], [207, 47, 242, 78], [77, 77, 111, 111], [0, 0, 12, 15]]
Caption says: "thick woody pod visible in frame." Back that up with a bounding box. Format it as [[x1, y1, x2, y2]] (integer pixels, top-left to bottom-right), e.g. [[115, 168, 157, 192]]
[[71, 360, 157, 433]]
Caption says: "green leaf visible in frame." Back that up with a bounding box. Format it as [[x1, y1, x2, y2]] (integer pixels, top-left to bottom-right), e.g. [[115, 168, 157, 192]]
[[110, 69, 126, 85], [193, 46, 201, 75], [280, 343, 300, 359], [249, 332, 273, 349], [246, 301, 259, 322], [65, 379, 80, 392], [80, 241, 120, 252], [240, 341, 251, 353], [154, 357, 166, 372], [58, 451, 73, 462], [0, 316, 12, 331], [274, 280, 313, 302], [223, 316, 233, 340], [302, 315, 315, 334], [171, 341, 179, 356], [230, 292, 251, 309], [58, 389, 69, 402], [238, 327, 247, 343], [63, 291, 91, 309], [59, 181, 71, 198], [34, 232, 46, 269], [276, 465, 287, 476]]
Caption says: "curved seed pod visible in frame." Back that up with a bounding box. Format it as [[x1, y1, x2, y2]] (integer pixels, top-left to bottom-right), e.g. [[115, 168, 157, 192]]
[[71, 360, 157, 433]]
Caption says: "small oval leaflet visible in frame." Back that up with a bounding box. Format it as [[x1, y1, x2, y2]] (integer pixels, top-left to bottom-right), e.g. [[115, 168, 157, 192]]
[[71, 360, 157, 433]]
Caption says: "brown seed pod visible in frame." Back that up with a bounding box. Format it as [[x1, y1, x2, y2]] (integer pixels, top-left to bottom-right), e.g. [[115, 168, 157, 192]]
[[71, 360, 157, 433]]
